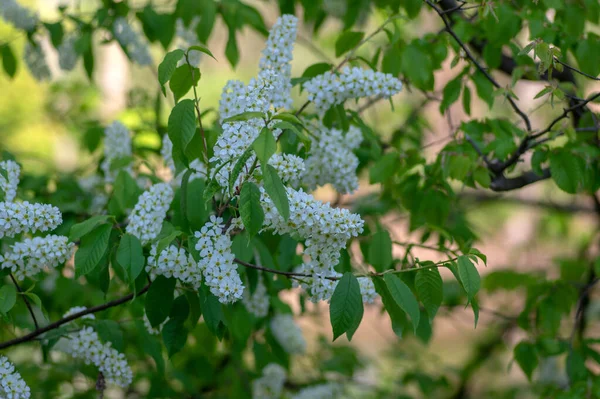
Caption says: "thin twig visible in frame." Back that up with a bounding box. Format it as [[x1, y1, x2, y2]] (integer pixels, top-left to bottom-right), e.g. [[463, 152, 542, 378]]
[[554, 57, 600, 81], [9, 274, 39, 330]]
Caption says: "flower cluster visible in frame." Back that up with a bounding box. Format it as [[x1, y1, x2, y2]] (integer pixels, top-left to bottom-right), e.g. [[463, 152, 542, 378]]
[[242, 276, 270, 318], [358, 277, 377, 303], [126, 183, 174, 245], [303, 125, 362, 194], [252, 363, 286, 399], [146, 244, 202, 288], [58, 35, 78, 71], [258, 14, 298, 109], [63, 326, 133, 388], [0, 160, 20, 202], [101, 121, 133, 183], [269, 153, 305, 187], [261, 187, 363, 302], [0, 356, 30, 399], [0, 235, 74, 280], [63, 306, 95, 320], [24, 41, 50, 81], [270, 314, 306, 354], [175, 18, 201, 66], [143, 313, 169, 335], [113, 17, 152, 66], [195, 216, 244, 304], [0, 201, 62, 239], [0, 0, 37, 31], [304, 66, 402, 113], [291, 383, 342, 399]]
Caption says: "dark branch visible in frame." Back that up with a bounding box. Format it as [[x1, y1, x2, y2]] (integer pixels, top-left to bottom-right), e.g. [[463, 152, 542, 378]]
[[489, 169, 551, 192], [9, 274, 39, 330], [0, 283, 151, 351]]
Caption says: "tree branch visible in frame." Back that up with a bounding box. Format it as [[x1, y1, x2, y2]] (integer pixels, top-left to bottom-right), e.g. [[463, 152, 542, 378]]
[[489, 168, 551, 192], [9, 273, 39, 330], [0, 283, 151, 351]]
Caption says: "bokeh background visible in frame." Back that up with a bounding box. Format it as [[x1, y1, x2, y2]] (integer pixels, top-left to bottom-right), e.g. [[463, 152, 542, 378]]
[[1, 1, 599, 398]]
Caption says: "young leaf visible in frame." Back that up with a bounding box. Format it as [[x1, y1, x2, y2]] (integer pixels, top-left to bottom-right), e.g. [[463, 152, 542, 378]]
[[188, 44, 217, 60], [415, 268, 443, 320], [222, 111, 264, 123], [0, 285, 17, 314], [384, 274, 420, 332], [261, 164, 290, 220], [75, 224, 112, 278], [239, 182, 264, 237], [158, 49, 185, 95], [335, 31, 364, 57], [457, 255, 481, 301], [145, 276, 177, 328], [329, 273, 364, 341], [252, 127, 276, 164], [368, 229, 393, 272], [116, 234, 145, 282]]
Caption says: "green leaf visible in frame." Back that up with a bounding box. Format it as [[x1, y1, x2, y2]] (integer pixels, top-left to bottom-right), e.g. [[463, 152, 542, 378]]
[[117, 234, 145, 283], [384, 274, 420, 333], [252, 127, 276, 164], [199, 286, 225, 338], [167, 99, 196, 168], [367, 229, 393, 272], [335, 31, 364, 57], [514, 341, 538, 381], [457, 255, 480, 301], [369, 152, 399, 184], [222, 111, 264, 123], [44, 22, 64, 47], [169, 65, 200, 102], [261, 164, 290, 220], [188, 44, 217, 60], [229, 148, 254, 191], [301, 62, 333, 78], [440, 75, 462, 113], [0, 285, 17, 314], [75, 224, 112, 278], [110, 170, 142, 216], [372, 276, 407, 338], [549, 150, 586, 194], [382, 46, 402, 76], [401, 42, 434, 91], [225, 27, 239, 67], [186, 178, 208, 231], [158, 49, 185, 95], [462, 85, 472, 115], [567, 349, 588, 383], [271, 112, 303, 125], [95, 320, 124, 352], [69, 215, 112, 241], [1, 45, 17, 78], [155, 231, 183, 258], [239, 182, 264, 237], [329, 273, 364, 341], [415, 268, 443, 320], [162, 319, 188, 358], [145, 276, 177, 328], [472, 71, 495, 108]]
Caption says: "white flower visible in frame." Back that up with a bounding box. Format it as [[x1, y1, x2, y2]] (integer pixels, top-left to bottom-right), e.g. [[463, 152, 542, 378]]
[[175, 18, 202, 66], [194, 217, 245, 304], [101, 121, 133, 184], [143, 312, 169, 335], [302, 124, 362, 194], [63, 306, 95, 321], [113, 17, 152, 66], [0, 0, 37, 31], [0, 201, 63, 238], [58, 34, 78, 71], [252, 363, 286, 399], [146, 244, 202, 289], [243, 276, 270, 318], [0, 160, 20, 202], [270, 314, 306, 354], [126, 183, 174, 245], [291, 383, 342, 399], [64, 327, 133, 388], [24, 40, 51, 81], [303, 66, 402, 113], [0, 355, 31, 399], [1, 235, 74, 280], [358, 277, 377, 303], [268, 153, 304, 187]]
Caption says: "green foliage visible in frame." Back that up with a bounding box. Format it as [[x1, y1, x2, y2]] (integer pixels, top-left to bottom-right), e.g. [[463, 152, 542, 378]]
[[330, 273, 363, 341]]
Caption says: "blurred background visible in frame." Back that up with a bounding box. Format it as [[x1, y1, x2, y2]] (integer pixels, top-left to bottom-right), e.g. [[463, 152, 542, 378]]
[[1, 1, 599, 398]]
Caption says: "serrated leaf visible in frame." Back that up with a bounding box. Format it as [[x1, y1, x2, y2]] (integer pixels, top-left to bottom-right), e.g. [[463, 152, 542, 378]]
[[69, 215, 112, 241], [188, 44, 216, 60], [457, 255, 480, 301], [145, 276, 176, 328], [239, 182, 264, 237], [549, 150, 586, 194], [330, 273, 363, 341], [415, 268, 443, 320], [158, 49, 185, 95], [261, 164, 290, 220], [368, 229, 393, 272], [335, 31, 364, 57], [252, 127, 276, 164], [75, 224, 112, 278], [384, 274, 420, 333], [117, 234, 145, 283], [0, 285, 17, 314]]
